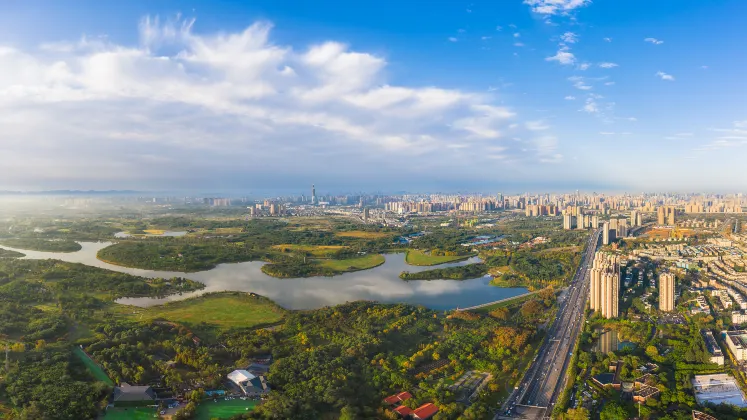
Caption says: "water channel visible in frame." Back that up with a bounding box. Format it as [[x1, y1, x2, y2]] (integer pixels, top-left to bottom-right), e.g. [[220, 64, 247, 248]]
[[0, 242, 528, 311]]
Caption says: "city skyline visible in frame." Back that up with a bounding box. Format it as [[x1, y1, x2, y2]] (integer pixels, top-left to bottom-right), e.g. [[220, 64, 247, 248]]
[[2, 1, 747, 191]]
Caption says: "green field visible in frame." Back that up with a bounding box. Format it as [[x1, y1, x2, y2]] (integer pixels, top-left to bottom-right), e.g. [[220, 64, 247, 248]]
[[102, 407, 158, 420], [405, 249, 473, 266], [195, 399, 258, 419], [319, 254, 385, 272], [112, 292, 286, 332], [335, 230, 390, 239], [73, 346, 115, 386], [271, 244, 346, 257]]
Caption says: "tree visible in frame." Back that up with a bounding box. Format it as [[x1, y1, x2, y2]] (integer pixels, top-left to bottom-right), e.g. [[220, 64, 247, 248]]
[[600, 402, 628, 420], [560, 407, 590, 420], [521, 300, 544, 320]]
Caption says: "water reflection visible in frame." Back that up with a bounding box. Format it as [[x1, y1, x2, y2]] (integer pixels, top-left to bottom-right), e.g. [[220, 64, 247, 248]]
[[0, 242, 527, 310]]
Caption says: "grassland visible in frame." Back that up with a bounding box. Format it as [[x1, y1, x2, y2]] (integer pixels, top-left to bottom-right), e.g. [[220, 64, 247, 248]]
[[111, 292, 286, 333], [143, 229, 165, 235], [271, 244, 346, 257], [0, 248, 24, 258], [319, 254, 385, 272], [73, 346, 115, 386], [195, 399, 257, 419], [335, 230, 391, 239], [102, 407, 158, 420], [0, 238, 82, 252], [405, 249, 473, 266]]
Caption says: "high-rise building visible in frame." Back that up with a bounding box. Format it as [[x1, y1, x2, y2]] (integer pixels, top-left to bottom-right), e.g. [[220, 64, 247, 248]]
[[311, 184, 317, 206], [602, 221, 611, 245], [630, 210, 640, 227], [660, 272, 675, 311], [563, 214, 576, 230], [657, 206, 676, 225], [591, 215, 599, 229], [363, 207, 370, 222], [589, 252, 620, 318]]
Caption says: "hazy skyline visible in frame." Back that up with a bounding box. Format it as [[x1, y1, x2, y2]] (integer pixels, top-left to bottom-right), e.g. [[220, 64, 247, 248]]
[[1, 1, 746, 192]]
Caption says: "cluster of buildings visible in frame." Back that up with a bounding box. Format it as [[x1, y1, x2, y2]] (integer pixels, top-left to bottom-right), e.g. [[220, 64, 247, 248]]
[[589, 252, 621, 318], [383, 392, 439, 419]]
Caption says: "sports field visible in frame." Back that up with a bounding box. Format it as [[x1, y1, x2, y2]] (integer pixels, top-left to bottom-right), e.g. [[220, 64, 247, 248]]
[[103, 407, 157, 419], [195, 399, 258, 419], [73, 346, 115, 386]]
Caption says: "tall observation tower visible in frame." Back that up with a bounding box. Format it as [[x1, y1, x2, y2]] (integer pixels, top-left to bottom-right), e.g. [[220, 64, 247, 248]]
[[311, 184, 317, 205]]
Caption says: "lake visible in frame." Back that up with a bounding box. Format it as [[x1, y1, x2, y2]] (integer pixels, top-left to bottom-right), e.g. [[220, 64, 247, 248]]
[[0, 242, 528, 311]]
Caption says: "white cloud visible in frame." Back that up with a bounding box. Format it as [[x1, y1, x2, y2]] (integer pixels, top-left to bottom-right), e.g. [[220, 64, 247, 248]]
[[524, 0, 592, 15], [561, 32, 578, 44], [448, 37, 458, 42], [603, 37, 612, 42], [656, 71, 675, 81], [577, 62, 591, 71], [514, 32, 521, 38], [514, 42, 525, 47], [565, 96, 576, 100], [546, 49, 576, 65], [481, 36, 492, 40], [0, 16, 565, 189], [599, 132, 615, 135], [582, 98, 599, 113], [604, 82, 615, 86], [598, 62, 618, 68], [496, 26, 503, 31], [574, 81, 592, 90], [644, 37, 664, 45], [701, 65, 709, 69], [526, 120, 550, 131]]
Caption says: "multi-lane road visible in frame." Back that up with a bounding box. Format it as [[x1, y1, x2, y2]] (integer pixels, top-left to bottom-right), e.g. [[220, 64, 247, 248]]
[[498, 228, 602, 419]]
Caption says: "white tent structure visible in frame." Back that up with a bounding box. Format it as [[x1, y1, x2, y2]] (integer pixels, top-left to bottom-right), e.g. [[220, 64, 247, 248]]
[[227, 369, 256, 386]]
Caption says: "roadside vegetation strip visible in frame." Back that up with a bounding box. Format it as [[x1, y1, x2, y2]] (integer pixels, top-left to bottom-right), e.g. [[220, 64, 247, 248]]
[[404, 249, 474, 266], [73, 346, 115, 386], [0, 248, 25, 258], [111, 292, 286, 331], [102, 407, 157, 420]]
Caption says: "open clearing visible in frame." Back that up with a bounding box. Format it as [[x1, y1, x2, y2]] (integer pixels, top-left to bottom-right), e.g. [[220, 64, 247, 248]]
[[112, 292, 286, 332], [73, 346, 115, 386], [335, 230, 390, 239], [195, 399, 258, 419], [319, 254, 385, 272], [103, 407, 157, 420], [405, 249, 472, 266], [271, 244, 345, 257]]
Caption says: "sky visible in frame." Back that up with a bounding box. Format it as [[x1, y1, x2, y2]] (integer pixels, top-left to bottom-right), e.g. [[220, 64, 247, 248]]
[[1, 0, 746, 194]]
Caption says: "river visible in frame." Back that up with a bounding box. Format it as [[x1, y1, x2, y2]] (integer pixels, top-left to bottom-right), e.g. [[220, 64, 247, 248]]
[[0, 242, 528, 311]]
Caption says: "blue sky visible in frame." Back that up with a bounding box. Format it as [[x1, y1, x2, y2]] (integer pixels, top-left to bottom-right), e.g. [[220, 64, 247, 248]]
[[0, 0, 745, 193]]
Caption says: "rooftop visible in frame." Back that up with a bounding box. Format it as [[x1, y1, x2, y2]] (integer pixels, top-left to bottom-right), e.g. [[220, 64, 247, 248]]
[[691, 374, 747, 408]]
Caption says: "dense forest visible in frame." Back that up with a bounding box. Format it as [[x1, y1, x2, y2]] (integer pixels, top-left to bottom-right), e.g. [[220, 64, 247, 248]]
[[400, 263, 488, 280]]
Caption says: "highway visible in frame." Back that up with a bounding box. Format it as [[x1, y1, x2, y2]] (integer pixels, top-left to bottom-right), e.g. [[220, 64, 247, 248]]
[[498, 228, 602, 419]]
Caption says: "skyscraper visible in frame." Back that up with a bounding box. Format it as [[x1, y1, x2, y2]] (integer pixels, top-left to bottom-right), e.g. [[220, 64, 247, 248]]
[[660, 272, 675, 311], [602, 221, 611, 245], [563, 214, 575, 230], [657, 206, 676, 225], [311, 184, 317, 206], [630, 210, 640, 227], [589, 252, 620, 318]]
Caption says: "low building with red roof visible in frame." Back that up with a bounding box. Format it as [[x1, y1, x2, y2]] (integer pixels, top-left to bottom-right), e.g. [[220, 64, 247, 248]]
[[394, 405, 414, 417], [413, 403, 439, 420], [383, 391, 412, 405]]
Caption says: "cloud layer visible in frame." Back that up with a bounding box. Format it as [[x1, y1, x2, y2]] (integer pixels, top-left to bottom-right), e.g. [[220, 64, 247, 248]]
[[0, 16, 563, 189]]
